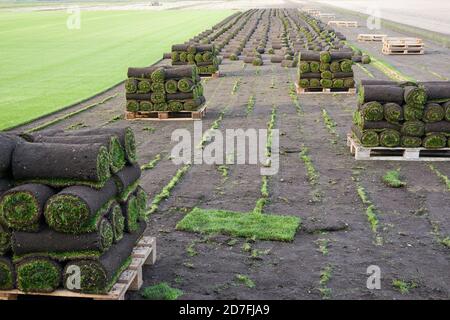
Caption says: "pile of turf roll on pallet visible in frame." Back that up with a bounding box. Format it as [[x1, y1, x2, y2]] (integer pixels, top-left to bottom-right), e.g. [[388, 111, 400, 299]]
[[353, 80, 450, 148], [0, 127, 149, 294], [297, 50, 355, 90], [125, 65, 205, 113], [171, 43, 219, 76]]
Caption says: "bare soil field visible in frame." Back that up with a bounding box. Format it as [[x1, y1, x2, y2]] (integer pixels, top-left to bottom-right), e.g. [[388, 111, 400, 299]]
[[10, 5, 450, 300]]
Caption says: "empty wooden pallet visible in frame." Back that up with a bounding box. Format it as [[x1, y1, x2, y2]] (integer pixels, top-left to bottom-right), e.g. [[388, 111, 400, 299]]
[[327, 20, 358, 27], [358, 34, 387, 42], [347, 134, 450, 161], [318, 13, 336, 19], [295, 82, 356, 95], [0, 236, 157, 301], [382, 37, 424, 55]]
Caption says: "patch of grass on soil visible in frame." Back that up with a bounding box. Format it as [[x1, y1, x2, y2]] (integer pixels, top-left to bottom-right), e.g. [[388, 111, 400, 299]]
[[176, 207, 301, 242], [246, 95, 255, 115], [429, 164, 450, 191], [141, 154, 162, 171], [382, 170, 406, 188], [392, 279, 418, 294], [318, 265, 333, 299], [235, 274, 255, 288], [299, 147, 320, 185], [141, 282, 183, 300]]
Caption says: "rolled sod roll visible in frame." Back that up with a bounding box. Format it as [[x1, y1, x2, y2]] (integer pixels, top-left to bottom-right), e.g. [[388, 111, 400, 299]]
[[54, 127, 137, 165], [184, 97, 205, 111], [0, 184, 54, 232], [154, 102, 168, 111], [320, 79, 333, 88], [243, 56, 254, 64], [358, 85, 404, 104], [270, 55, 283, 63], [330, 51, 352, 60], [444, 101, 450, 121], [134, 186, 148, 221], [151, 92, 166, 104], [108, 202, 124, 243], [402, 136, 422, 147], [384, 103, 403, 123], [187, 45, 197, 54], [299, 62, 310, 73], [121, 194, 140, 233], [44, 179, 117, 234], [361, 55, 371, 64], [163, 52, 171, 59], [165, 79, 178, 94], [340, 60, 353, 73], [12, 142, 110, 189], [310, 78, 321, 88], [320, 51, 331, 63], [319, 62, 330, 72], [19, 128, 64, 142], [178, 78, 195, 93], [360, 80, 399, 86], [125, 79, 137, 94], [127, 66, 160, 79], [168, 101, 183, 111], [423, 133, 447, 148], [421, 83, 450, 100], [332, 72, 354, 79], [12, 218, 113, 256], [0, 257, 15, 290], [0, 224, 11, 255], [352, 56, 362, 63], [352, 125, 379, 147], [16, 257, 61, 293], [404, 86, 427, 106], [139, 101, 153, 112], [281, 60, 295, 68], [167, 92, 194, 101], [330, 61, 341, 73], [379, 129, 401, 147], [63, 222, 146, 294], [425, 121, 450, 133], [354, 113, 401, 131], [298, 79, 309, 88], [404, 104, 424, 121], [34, 134, 125, 174], [0, 133, 21, 178], [360, 102, 384, 121], [164, 65, 196, 80], [195, 53, 203, 63], [126, 100, 139, 112], [300, 51, 320, 61], [332, 79, 344, 88], [310, 61, 320, 73], [423, 103, 445, 123], [137, 79, 151, 94], [321, 70, 332, 80], [402, 120, 425, 137], [172, 44, 189, 52], [344, 78, 355, 88], [195, 44, 214, 53], [151, 81, 165, 93], [126, 93, 152, 101], [151, 67, 165, 83], [113, 164, 141, 197]]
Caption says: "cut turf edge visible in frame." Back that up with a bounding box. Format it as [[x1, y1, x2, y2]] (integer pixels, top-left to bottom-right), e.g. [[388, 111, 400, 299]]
[[176, 207, 301, 242]]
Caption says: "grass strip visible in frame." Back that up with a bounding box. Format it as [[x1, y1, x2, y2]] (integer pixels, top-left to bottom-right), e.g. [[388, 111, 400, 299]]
[[318, 264, 333, 299], [382, 169, 406, 188], [141, 282, 183, 300], [429, 164, 450, 191], [246, 95, 255, 115], [176, 207, 301, 242], [141, 154, 162, 171]]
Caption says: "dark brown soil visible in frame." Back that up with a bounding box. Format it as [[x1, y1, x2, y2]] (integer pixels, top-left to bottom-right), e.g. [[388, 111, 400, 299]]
[[11, 7, 450, 300]]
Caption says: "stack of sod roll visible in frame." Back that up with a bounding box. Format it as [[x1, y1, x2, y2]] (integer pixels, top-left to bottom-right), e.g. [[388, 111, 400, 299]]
[[0, 127, 149, 294], [125, 65, 205, 113], [353, 80, 450, 148], [171, 43, 219, 75], [297, 50, 355, 89]]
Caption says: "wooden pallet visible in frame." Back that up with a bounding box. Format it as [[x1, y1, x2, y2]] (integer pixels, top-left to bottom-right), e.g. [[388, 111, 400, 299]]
[[327, 20, 358, 27], [382, 37, 424, 54], [358, 34, 387, 42], [347, 134, 450, 161], [382, 48, 424, 55], [305, 9, 320, 16], [295, 82, 356, 95], [0, 236, 157, 301], [318, 13, 336, 19], [126, 104, 206, 121], [199, 71, 220, 79]]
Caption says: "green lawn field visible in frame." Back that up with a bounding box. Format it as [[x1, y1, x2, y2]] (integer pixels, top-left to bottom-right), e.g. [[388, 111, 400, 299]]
[[0, 9, 233, 130]]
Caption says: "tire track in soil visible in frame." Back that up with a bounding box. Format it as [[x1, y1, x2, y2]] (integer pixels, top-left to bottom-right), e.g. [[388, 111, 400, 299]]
[[312, 82, 450, 298]]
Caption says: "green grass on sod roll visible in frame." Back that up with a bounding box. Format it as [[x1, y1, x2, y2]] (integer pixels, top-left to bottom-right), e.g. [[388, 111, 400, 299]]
[[0, 225, 11, 255], [109, 204, 125, 243], [123, 195, 140, 233], [125, 79, 137, 94], [137, 80, 152, 94], [13, 250, 102, 263], [0, 10, 233, 130], [0, 192, 38, 231], [165, 80, 178, 94], [176, 207, 301, 242], [17, 258, 61, 293], [0, 258, 14, 290], [423, 133, 447, 148]]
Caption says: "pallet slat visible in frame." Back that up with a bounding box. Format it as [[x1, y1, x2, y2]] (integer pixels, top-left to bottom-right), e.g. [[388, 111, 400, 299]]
[[0, 236, 157, 300], [357, 34, 387, 42], [327, 20, 358, 27], [295, 82, 356, 95], [126, 104, 206, 121], [347, 134, 450, 161]]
